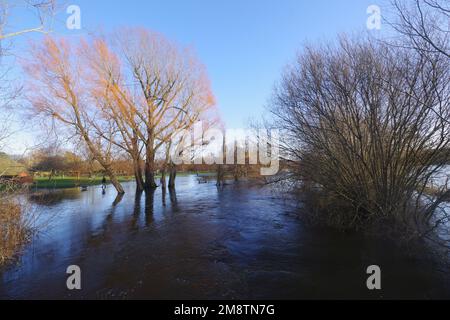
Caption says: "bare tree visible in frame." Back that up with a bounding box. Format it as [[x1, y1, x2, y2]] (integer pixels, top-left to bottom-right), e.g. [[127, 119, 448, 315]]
[[163, 111, 220, 189], [0, 0, 56, 152], [390, 0, 449, 59], [0, 0, 55, 40], [272, 37, 450, 237], [85, 29, 216, 191], [24, 37, 125, 194]]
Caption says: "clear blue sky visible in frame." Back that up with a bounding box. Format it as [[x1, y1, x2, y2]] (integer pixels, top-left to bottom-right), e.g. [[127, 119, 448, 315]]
[[7, 0, 387, 153]]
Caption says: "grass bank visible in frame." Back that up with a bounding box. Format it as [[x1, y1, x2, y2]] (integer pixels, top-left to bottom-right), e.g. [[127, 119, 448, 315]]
[[31, 172, 199, 189], [32, 176, 135, 189]]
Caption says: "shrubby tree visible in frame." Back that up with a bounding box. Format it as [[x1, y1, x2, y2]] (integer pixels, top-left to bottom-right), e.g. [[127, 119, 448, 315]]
[[272, 37, 450, 236], [25, 37, 126, 194], [390, 0, 449, 59]]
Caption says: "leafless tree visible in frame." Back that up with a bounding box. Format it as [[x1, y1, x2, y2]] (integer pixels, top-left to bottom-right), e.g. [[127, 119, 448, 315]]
[[85, 29, 216, 191], [272, 37, 450, 238], [389, 0, 449, 59], [0, 0, 56, 152], [24, 37, 125, 194]]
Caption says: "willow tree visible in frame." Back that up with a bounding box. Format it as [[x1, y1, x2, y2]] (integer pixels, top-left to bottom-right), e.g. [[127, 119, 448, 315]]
[[85, 29, 216, 191], [81, 38, 146, 192], [272, 38, 450, 234], [25, 38, 125, 194], [0, 1, 57, 265]]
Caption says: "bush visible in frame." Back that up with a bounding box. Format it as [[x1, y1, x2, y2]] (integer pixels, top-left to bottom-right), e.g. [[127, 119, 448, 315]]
[[0, 180, 33, 265], [272, 38, 450, 236]]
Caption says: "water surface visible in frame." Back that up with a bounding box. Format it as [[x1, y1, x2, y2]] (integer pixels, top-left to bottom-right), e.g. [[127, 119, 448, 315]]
[[0, 176, 449, 299]]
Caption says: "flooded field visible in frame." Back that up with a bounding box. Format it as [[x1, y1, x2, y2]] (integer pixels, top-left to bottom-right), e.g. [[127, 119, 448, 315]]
[[0, 176, 449, 299]]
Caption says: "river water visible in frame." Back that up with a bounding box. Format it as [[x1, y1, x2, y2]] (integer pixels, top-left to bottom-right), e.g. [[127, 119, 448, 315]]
[[0, 176, 449, 299]]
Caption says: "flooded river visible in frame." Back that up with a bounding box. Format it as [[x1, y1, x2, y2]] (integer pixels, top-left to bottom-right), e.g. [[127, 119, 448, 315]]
[[0, 176, 449, 299]]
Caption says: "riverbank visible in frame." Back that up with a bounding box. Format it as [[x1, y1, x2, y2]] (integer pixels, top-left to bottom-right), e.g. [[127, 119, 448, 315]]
[[30, 172, 202, 189], [31, 176, 135, 189]]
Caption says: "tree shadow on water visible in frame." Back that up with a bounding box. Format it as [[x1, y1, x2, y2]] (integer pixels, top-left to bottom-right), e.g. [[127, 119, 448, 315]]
[[145, 189, 155, 226], [129, 191, 143, 230], [128, 189, 156, 228], [169, 187, 178, 211], [162, 187, 178, 211]]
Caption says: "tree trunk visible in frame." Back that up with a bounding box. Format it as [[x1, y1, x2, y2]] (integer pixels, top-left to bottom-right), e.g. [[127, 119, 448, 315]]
[[145, 161, 158, 189], [216, 165, 224, 186], [168, 164, 176, 189], [162, 144, 170, 190], [133, 159, 145, 192], [160, 169, 167, 189], [79, 129, 124, 195], [112, 192, 124, 206], [105, 167, 125, 194], [144, 146, 158, 190], [234, 165, 239, 182]]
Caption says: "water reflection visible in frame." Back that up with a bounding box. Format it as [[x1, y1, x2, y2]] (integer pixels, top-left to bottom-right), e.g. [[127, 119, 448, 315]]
[[169, 187, 178, 210], [130, 191, 143, 231], [144, 190, 155, 227], [28, 190, 81, 206], [0, 176, 449, 299]]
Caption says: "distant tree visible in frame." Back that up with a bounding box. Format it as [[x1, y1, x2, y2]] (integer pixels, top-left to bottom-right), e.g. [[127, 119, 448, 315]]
[[62, 151, 84, 176], [32, 155, 67, 179]]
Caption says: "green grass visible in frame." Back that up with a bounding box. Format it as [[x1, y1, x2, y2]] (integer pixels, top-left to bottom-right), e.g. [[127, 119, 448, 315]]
[[31, 172, 213, 189], [32, 176, 134, 189]]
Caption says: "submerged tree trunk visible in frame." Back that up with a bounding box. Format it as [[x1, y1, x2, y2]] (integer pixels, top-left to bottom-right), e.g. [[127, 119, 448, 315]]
[[160, 169, 167, 190], [104, 166, 125, 194], [145, 164, 158, 190], [144, 146, 158, 190], [233, 165, 240, 182], [168, 164, 176, 189], [216, 165, 225, 186], [133, 158, 145, 192], [134, 167, 145, 192]]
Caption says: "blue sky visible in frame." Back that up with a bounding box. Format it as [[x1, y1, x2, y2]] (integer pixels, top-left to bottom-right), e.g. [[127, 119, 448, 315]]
[[5, 0, 386, 153]]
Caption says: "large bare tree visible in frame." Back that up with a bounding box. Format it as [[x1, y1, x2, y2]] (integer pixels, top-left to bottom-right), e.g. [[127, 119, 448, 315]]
[[0, 0, 55, 40], [272, 37, 450, 237], [84, 29, 216, 191], [25, 37, 125, 194]]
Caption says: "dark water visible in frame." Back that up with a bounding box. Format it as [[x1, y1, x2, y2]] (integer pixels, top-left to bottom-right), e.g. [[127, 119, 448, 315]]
[[0, 176, 449, 299]]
